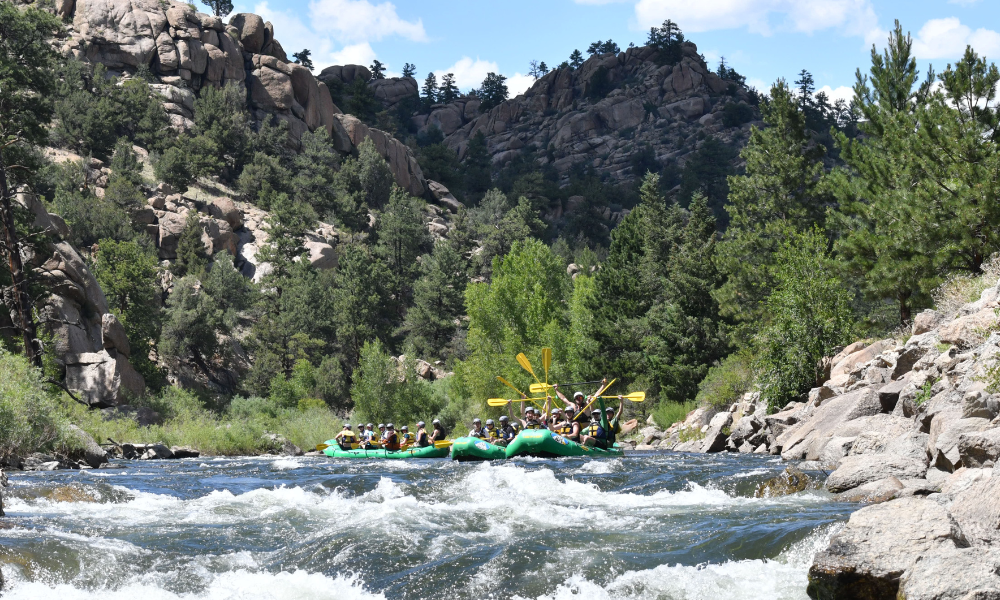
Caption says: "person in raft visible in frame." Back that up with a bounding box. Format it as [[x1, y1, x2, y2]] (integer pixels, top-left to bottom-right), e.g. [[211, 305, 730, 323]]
[[378, 423, 387, 443], [484, 419, 500, 442], [605, 400, 624, 445], [400, 425, 415, 446], [430, 419, 447, 443], [383, 424, 401, 451], [580, 399, 614, 449], [556, 406, 583, 442], [361, 423, 377, 448], [469, 418, 487, 438], [498, 415, 516, 445], [334, 424, 357, 450], [548, 407, 562, 429], [416, 421, 430, 447]]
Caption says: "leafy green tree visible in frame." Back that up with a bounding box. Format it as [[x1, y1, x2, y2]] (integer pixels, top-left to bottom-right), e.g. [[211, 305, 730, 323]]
[[417, 139, 461, 190], [422, 72, 438, 107], [753, 229, 857, 411], [439, 73, 459, 103], [569, 50, 584, 69], [400, 241, 468, 360], [0, 3, 61, 365], [714, 79, 831, 333], [109, 139, 144, 186], [292, 49, 314, 71], [94, 239, 163, 385], [678, 136, 737, 224], [50, 162, 135, 247], [200, 0, 233, 17], [172, 212, 209, 278], [478, 73, 508, 111], [351, 339, 437, 425]]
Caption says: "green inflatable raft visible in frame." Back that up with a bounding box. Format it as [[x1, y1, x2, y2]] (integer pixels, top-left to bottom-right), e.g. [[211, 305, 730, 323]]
[[504, 429, 623, 459], [321, 441, 450, 459], [450, 437, 507, 461]]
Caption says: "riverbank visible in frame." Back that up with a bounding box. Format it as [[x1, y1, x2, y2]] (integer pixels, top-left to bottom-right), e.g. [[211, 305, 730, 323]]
[[635, 281, 1000, 598]]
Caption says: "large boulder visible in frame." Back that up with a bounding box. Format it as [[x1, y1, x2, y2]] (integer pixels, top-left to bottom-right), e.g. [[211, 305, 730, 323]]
[[229, 13, 265, 53], [949, 473, 1000, 547], [807, 497, 969, 599], [369, 77, 418, 109], [101, 313, 130, 358], [958, 428, 1000, 468], [939, 307, 997, 348], [896, 547, 1000, 600], [64, 424, 108, 468], [779, 388, 883, 460], [72, 0, 160, 68], [249, 64, 294, 111], [157, 211, 188, 259], [65, 350, 145, 408], [825, 454, 928, 493]]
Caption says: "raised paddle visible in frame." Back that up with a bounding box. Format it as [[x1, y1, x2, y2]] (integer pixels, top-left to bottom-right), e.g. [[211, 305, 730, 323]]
[[574, 378, 617, 420], [600, 391, 646, 402], [488, 397, 546, 407], [529, 380, 602, 393]]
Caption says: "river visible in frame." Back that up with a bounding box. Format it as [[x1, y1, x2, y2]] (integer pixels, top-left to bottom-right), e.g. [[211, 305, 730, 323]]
[[0, 452, 855, 599]]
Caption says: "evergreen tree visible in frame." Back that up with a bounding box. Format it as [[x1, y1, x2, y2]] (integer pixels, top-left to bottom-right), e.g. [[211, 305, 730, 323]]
[[334, 137, 395, 214], [647, 20, 685, 64], [332, 244, 395, 371], [478, 73, 509, 111], [292, 49, 314, 71], [400, 241, 468, 360], [200, 0, 233, 17], [539, 62, 549, 75], [569, 49, 584, 69], [830, 21, 933, 323], [374, 187, 433, 314], [467, 189, 544, 279], [402, 63, 416, 78], [346, 76, 379, 123], [172, 212, 209, 278], [422, 72, 438, 107], [291, 128, 340, 218], [713, 80, 831, 333], [369, 59, 386, 80], [463, 131, 492, 197], [254, 190, 316, 284], [439, 73, 460, 103]]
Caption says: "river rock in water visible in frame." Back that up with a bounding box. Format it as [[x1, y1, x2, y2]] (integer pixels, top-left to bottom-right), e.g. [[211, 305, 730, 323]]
[[755, 466, 810, 497]]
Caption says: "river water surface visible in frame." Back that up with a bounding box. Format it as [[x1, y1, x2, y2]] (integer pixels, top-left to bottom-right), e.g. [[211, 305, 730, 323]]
[[0, 452, 855, 599]]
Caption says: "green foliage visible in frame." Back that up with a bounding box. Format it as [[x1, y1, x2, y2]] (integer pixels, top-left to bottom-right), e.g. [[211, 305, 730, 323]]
[[94, 240, 163, 386], [0, 348, 66, 462], [714, 79, 831, 335], [588, 66, 614, 100], [722, 102, 755, 128], [422, 72, 438, 107], [478, 73, 509, 111], [200, 0, 233, 17], [401, 241, 469, 360], [292, 49, 314, 71], [439, 73, 459, 103], [154, 145, 195, 192], [335, 137, 394, 214], [464, 189, 545, 279], [374, 188, 433, 311], [193, 83, 254, 178], [569, 49, 584, 69], [49, 161, 136, 247], [254, 190, 316, 282], [291, 128, 341, 218], [463, 131, 492, 198], [753, 229, 858, 411], [695, 349, 755, 409], [53, 62, 168, 160], [351, 339, 439, 425], [646, 19, 685, 65], [0, 3, 60, 153], [172, 212, 209, 278], [346, 76, 379, 123], [237, 152, 291, 205], [914, 380, 934, 405]]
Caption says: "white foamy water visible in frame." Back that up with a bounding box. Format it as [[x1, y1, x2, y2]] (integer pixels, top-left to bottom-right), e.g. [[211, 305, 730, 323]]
[[0, 453, 853, 600]]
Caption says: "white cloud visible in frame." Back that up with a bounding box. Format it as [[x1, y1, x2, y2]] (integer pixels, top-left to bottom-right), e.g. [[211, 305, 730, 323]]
[[434, 57, 499, 90], [507, 73, 536, 97], [308, 0, 427, 43], [632, 0, 880, 40], [911, 17, 1000, 59], [746, 77, 769, 92], [329, 43, 378, 67], [816, 85, 853, 104]]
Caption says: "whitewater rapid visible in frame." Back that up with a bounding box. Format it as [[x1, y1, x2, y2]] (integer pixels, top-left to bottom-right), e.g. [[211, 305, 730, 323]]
[[0, 453, 853, 599]]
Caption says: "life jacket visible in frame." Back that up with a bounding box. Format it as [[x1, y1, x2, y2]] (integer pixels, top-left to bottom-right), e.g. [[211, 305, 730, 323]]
[[470, 427, 486, 439], [416, 429, 429, 447], [555, 422, 573, 436], [501, 425, 516, 441], [340, 430, 357, 442], [525, 419, 541, 430], [384, 432, 400, 451], [401, 432, 415, 444], [485, 427, 499, 441], [586, 422, 606, 440]]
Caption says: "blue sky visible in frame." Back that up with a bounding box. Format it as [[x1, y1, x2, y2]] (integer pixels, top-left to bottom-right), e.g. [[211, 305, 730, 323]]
[[231, 0, 1000, 103]]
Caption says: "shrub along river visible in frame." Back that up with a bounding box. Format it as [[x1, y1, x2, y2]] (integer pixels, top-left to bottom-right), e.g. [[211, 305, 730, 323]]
[[0, 452, 856, 599]]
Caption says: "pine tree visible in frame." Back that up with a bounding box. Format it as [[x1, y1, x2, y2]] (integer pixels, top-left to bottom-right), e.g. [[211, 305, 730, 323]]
[[463, 131, 492, 197], [439, 73, 459, 103], [400, 241, 468, 359], [200, 0, 233, 17], [478, 73, 508, 110], [369, 59, 386, 80], [374, 187, 433, 314], [713, 79, 831, 333], [172, 212, 209, 278], [402, 63, 416, 78], [422, 72, 438, 106], [292, 49, 314, 71], [569, 50, 584, 69]]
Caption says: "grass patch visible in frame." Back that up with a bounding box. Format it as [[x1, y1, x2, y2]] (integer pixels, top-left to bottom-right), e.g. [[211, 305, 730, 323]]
[[651, 399, 698, 429], [932, 254, 1000, 319]]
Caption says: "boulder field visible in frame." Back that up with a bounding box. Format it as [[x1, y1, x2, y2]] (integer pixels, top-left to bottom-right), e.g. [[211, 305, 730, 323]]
[[639, 281, 1000, 598]]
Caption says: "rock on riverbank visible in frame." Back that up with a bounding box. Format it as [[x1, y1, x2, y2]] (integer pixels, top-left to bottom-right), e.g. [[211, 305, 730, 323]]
[[641, 279, 1000, 599]]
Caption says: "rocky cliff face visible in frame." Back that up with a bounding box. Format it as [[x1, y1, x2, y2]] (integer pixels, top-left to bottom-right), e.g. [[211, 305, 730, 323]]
[[55, 0, 427, 198], [407, 42, 756, 185]]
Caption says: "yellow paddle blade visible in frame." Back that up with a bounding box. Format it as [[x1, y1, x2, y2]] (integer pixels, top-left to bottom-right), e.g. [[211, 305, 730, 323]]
[[529, 383, 553, 393], [435, 440, 453, 448], [516, 353, 538, 379], [488, 398, 513, 407], [542, 347, 551, 383], [599, 391, 646, 402], [316, 443, 329, 451]]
